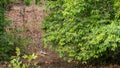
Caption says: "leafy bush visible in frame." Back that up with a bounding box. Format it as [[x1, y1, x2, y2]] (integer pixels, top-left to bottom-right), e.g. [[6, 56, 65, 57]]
[[0, 0, 30, 61], [25, 0, 32, 6], [42, 0, 120, 63], [8, 47, 40, 68], [0, 0, 13, 61], [25, 0, 41, 6], [35, 0, 41, 5]]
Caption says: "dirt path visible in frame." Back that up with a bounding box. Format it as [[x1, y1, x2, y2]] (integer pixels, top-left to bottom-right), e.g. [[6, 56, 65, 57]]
[[7, 3, 61, 67]]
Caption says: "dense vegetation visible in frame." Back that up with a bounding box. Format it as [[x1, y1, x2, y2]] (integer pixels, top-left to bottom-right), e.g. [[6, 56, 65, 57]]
[[1, 0, 120, 67], [0, 0, 41, 67], [42, 0, 120, 63], [0, 0, 40, 61], [0, 0, 14, 61]]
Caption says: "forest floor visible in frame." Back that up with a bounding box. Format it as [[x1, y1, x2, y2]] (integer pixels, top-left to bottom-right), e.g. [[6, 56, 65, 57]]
[[5, 2, 120, 68]]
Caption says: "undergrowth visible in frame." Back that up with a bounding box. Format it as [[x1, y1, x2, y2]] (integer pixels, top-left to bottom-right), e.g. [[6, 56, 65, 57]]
[[42, 0, 120, 64]]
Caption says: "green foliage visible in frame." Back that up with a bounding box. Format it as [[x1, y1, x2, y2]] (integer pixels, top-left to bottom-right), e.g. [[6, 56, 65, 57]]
[[0, 0, 30, 61], [25, 0, 32, 6], [8, 47, 40, 68], [25, 0, 41, 6], [0, 18, 29, 61], [35, 0, 41, 5], [0, 0, 13, 61], [42, 0, 120, 63]]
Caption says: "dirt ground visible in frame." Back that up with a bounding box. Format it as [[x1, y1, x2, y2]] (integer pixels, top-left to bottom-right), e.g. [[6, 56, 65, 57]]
[[4, 2, 120, 68]]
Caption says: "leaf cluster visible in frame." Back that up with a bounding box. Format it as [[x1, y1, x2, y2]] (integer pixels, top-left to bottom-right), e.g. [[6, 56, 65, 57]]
[[42, 0, 120, 63]]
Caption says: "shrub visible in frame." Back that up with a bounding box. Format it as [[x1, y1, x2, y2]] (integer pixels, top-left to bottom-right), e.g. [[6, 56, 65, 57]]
[[35, 0, 41, 5], [0, 0, 30, 61], [0, 0, 13, 61], [8, 47, 40, 68], [42, 0, 120, 63], [25, 0, 32, 6], [25, 0, 41, 6]]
